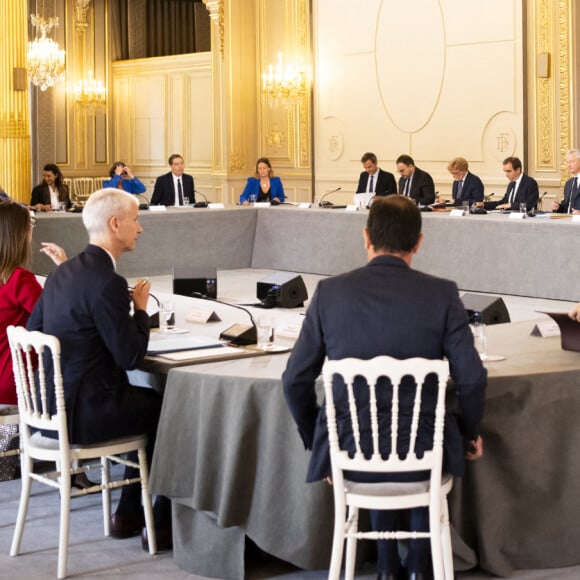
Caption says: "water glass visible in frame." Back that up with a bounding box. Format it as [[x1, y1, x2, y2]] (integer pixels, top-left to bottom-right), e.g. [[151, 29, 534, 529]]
[[519, 202, 527, 215], [59, 202, 67, 213], [182, 196, 189, 207], [159, 299, 175, 333], [471, 321, 487, 360], [462, 201, 470, 215], [257, 313, 274, 350], [249, 193, 257, 205]]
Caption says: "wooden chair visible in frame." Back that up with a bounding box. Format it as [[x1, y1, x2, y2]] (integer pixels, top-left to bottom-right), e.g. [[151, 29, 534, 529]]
[[7, 325, 157, 579], [322, 356, 453, 580], [71, 177, 95, 204]]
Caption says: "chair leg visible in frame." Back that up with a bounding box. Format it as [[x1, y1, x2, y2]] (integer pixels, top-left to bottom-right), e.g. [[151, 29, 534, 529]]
[[344, 506, 359, 580], [138, 447, 156, 555], [440, 499, 454, 580], [57, 470, 72, 579], [101, 456, 111, 536], [328, 499, 346, 580], [429, 499, 444, 580], [10, 454, 33, 557]]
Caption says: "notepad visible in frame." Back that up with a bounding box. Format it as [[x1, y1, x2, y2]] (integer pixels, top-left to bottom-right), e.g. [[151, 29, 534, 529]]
[[537, 312, 580, 351], [147, 334, 224, 354]]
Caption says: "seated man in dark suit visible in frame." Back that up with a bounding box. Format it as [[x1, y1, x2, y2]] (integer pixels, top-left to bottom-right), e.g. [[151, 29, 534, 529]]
[[150, 153, 195, 206], [396, 154, 436, 206], [27, 188, 172, 550], [482, 156, 538, 212], [552, 149, 580, 214], [283, 195, 486, 580], [447, 156, 484, 206], [356, 152, 397, 197]]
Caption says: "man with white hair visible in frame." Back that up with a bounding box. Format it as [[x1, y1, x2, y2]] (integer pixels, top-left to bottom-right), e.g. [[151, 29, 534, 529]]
[[27, 188, 171, 550], [553, 149, 580, 213]]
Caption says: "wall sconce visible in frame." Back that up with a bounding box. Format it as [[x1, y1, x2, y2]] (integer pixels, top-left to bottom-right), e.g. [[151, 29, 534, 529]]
[[262, 52, 307, 108]]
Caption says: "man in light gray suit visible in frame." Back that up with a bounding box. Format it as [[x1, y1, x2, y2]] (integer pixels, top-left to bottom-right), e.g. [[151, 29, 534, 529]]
[[283, 195, 486, 580]]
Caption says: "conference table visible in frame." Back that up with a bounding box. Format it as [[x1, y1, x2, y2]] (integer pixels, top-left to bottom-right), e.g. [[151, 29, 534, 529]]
[[142, 270, 580, 579], [32, 205, 580, 301]]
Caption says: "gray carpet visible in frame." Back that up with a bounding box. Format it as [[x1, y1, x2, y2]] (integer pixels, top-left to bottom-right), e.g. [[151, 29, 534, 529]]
[[0, 470, 579, 579]]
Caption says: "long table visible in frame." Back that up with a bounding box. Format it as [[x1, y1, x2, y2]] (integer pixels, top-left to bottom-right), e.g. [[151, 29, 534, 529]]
[[32, 206, 580, 300], [146, 271, 580, 578]]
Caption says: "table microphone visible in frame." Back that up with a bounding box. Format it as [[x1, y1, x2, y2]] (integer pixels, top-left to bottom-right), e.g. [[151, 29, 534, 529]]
[[135, 193, 150, 210], [484, 193, 495, 201], [193, 291, 257, 345], [194, 190, 210, 208], [318, 187, 341, 207]]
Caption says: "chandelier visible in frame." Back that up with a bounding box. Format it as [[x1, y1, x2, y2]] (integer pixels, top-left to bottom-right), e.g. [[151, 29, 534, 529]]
[[73, 70, 107, 110], [27, 1, 66, 91], [262, 53, 306, 108]]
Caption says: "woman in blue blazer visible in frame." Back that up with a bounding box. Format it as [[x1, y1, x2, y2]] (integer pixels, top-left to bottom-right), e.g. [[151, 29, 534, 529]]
[[240, 157, 285, 204]]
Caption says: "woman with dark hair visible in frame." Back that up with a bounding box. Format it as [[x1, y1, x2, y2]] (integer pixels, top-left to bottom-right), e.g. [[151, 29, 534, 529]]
[[103, 161, 147, 195], [239, 157, 286, 205], [0, 202, 66, 404], [30, 163, 71, 212]]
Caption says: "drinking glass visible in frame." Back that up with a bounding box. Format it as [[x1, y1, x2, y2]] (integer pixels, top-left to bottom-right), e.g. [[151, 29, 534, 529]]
[[159, 299, 175, 333], [519, 202, 527, 215], [249, 193, 257, 205], [182, 196, 189, 207], [471, 321, 487, 360], [257, 313, 274, 350], [462, 201, 470, 215]]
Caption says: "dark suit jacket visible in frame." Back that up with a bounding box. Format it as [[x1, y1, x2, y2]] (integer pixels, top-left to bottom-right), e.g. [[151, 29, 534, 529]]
[[30, 183, 71, 208], [356, 169, 397, 196], [554, 176, 580, 213], [485, 173, 539, 211], [150, 172, 195, 206], [27, 244, 151, 444], [398, 167, 436, 205], [282, 255, 486, 483], [452, 172, 484, 205]]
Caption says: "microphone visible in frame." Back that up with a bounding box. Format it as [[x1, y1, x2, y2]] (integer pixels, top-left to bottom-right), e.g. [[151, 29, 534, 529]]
[[318, 187, 341, 207], [134, 193, 150, 210], [194, 190, 210, 208], [484, 192, 495, 201], [193, 292, 257, 346]]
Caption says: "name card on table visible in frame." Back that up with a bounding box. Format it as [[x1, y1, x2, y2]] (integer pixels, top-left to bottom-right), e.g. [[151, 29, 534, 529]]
[[186, 308, 222, 324], [253, 202, 271, 208], [572, 215, 580, 223], [449, 208, 466, 217], [149, 205, 167, 212], [345, 204, 358, 211], [208, 203, 225, 209], [509, 212, 526, 220], [530, 319, 560, 337], [299, 202, 311, 209]]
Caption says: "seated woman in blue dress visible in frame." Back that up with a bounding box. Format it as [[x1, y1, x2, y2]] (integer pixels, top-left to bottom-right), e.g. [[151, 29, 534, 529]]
[[239, 158, 285, 205], [103, 161, 147, 195]]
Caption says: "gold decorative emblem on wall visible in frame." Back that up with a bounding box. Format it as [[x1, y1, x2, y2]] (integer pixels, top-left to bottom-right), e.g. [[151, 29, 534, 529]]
[[267, 126, 285, 152]]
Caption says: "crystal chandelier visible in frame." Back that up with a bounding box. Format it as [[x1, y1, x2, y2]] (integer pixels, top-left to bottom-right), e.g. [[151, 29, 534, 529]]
[[73, 70, 107, 110], [27, 1, 66, 91], [262, 53, 306, 108]]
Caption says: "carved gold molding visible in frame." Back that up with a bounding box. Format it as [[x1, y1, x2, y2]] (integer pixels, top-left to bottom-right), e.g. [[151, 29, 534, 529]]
[[558, 0, 572, 183], [202, 0, 224, 58], [536, 0, 553, 167]]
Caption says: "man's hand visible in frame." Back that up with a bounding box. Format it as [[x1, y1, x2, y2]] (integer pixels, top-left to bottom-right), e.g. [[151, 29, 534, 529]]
[[464, 435, 483, 461], [569, 303, 580, 322], [132, 278, 151, 312]]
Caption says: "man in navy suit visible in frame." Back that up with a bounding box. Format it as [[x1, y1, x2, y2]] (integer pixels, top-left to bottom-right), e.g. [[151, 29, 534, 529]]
[[552, 149, 580, 213], [396, 155, 436, 206], [150, 153, 195, 206], [283, 195, 486, 580], [447, 157, 484, 206], [27, 188, 171, 549], [483, 156, 538, 212], [356, 152, 397, 197]]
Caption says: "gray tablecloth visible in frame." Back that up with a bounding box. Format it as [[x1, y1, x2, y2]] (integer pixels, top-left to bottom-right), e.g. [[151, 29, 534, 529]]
[[149, 320, 580, 578], [32, 206, 580, 300]]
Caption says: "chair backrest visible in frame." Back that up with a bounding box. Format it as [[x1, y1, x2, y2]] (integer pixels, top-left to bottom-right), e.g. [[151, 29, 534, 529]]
[[322, 356, 450, 478], [71, 177, 95, 202], [7, 326, 70, 459], [93, 177, 108, 191]]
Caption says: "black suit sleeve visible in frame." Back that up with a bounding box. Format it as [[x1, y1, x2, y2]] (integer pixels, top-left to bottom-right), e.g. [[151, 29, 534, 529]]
[[150, 176, 164, 205]]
